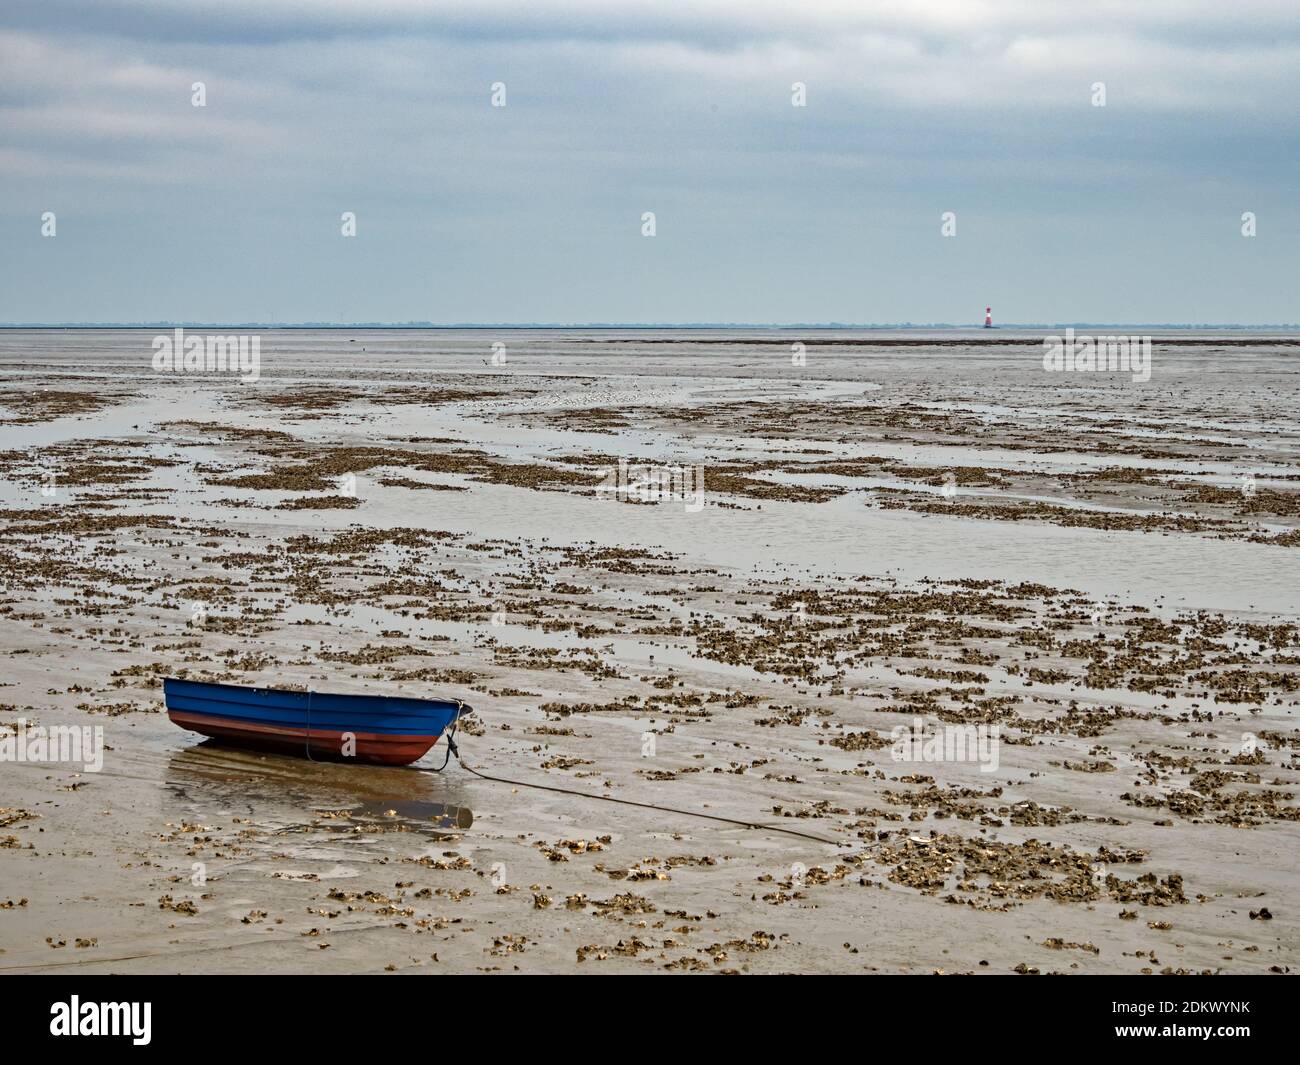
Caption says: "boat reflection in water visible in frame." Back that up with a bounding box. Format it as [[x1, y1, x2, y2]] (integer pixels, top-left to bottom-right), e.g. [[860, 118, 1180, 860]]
[[165, 741, 473, 834]]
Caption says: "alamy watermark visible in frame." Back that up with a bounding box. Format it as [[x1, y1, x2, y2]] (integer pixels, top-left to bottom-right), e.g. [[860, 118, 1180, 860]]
[[1042, 328, 1151, 383], [595, 458, 704, 513], [890, 717, 1000, 774], [0, 720, 104, 773], [152, 328, 260, 383], [50, 996, 150, 1045]]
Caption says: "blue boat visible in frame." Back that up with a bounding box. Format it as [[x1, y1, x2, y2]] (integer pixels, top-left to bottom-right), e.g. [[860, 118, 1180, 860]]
[[163, 678, 470, 766]]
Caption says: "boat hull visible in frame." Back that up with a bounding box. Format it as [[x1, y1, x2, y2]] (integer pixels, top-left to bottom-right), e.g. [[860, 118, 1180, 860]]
[[163, 678, 465, 767]]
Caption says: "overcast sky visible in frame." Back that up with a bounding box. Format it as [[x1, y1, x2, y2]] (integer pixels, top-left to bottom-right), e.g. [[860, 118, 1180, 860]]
[[2, 1, 1297, 324]]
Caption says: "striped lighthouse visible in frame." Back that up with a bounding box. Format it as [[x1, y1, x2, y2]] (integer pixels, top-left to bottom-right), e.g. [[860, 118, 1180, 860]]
[[984, 306, 993, 328]]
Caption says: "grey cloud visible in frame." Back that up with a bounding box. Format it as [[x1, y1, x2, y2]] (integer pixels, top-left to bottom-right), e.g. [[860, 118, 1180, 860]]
[[1, 2, 1296, 324]]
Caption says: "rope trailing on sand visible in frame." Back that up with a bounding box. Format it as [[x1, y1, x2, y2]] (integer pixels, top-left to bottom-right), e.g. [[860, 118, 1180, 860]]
[[413, 705, 842, 847], [456, 762, 842, 846]]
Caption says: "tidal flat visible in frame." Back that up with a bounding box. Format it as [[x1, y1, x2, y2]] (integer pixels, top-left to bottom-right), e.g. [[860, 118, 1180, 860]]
[[0, 328, 1296, 974]]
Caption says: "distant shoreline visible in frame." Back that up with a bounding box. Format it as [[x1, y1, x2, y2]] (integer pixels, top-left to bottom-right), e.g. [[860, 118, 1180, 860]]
[[3, 323, 1300, 333]]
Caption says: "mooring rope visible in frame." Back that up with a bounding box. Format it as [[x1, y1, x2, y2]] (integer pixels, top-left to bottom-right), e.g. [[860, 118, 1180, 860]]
[[423, 699, 464, 772], [413, 707, 842, 847]]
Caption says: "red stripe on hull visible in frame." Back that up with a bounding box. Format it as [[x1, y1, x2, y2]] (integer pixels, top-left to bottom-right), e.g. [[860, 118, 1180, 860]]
[[168, 711, 441, 766]]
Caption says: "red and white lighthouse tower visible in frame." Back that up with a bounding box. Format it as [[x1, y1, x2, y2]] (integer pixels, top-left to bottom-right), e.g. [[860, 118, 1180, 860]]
[[983, 306, 993, 328]]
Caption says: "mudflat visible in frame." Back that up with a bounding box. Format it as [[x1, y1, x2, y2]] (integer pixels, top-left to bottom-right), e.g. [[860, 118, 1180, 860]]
[[0, 328, 1296, 974]]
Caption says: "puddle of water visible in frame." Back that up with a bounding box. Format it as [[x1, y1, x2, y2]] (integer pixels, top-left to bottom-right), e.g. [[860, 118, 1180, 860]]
[[165, 743, 474, 831], [344, 799, 473, 830]]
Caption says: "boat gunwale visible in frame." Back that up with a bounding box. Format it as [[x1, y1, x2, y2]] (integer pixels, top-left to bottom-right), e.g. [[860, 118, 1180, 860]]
[[162, 677, 468, 717]]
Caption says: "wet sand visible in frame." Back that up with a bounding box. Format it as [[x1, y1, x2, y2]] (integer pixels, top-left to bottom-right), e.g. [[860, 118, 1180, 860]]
[[0, 329, 1296, 974]]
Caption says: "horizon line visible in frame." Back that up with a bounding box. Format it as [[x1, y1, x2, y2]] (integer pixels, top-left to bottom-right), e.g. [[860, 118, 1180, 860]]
[[4, 322, 1300, 331]]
